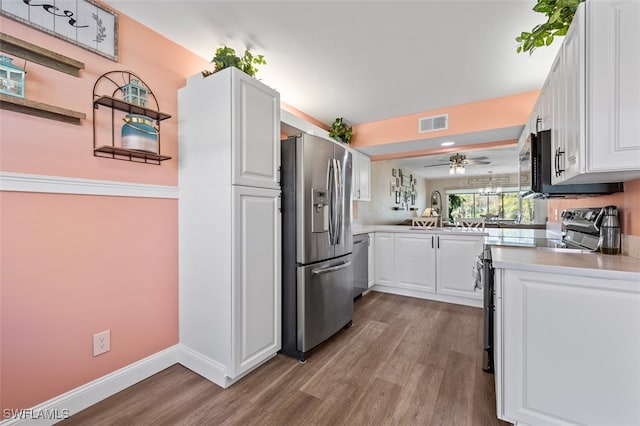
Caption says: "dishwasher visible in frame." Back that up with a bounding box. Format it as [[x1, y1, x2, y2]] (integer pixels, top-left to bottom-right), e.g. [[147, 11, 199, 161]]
[[353, 233, 369, 298]]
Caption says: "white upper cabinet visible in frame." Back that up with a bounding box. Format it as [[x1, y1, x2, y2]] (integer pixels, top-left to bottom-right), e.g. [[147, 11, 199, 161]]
[[586, 0, 640, 174], [547, 0, 640, 184], [232, 69, 281, 189], [352, 150, 371, 201]]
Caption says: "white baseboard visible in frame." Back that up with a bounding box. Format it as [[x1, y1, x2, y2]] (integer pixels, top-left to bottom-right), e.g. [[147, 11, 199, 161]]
[[0, 172, 179, 199], [0, 346, 180, 426], [176, 344, 232, 389], [372, 285, 483, 308]]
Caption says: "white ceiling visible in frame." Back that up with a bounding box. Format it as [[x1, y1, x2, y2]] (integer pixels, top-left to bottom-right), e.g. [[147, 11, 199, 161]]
[[104, 0, 559, 177]]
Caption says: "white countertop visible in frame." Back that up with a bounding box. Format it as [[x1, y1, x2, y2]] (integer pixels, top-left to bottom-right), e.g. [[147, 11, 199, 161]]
[[352, 225, 488, 237], [352, 225, 560, 240], [491, 246, 640, 280]]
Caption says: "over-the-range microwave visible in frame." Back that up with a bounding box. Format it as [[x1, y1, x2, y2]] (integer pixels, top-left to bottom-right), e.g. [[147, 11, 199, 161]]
[[519, 130, 624, 199]]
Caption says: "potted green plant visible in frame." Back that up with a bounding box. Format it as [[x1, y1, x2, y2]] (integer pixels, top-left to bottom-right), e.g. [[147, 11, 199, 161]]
[[516, 0, 585, 54], [328, 117, 353, 144], [202, 46, 267, 77]]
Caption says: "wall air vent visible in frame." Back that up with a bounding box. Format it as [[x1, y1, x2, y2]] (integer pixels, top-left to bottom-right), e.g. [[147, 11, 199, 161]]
[[418, 114, 448, 133]]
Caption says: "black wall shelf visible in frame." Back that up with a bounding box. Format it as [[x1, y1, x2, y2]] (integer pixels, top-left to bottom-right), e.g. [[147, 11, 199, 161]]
[[92, 71, 172, 165]]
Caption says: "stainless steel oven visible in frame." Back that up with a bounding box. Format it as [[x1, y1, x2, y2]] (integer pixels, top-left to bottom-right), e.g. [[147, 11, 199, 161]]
[[481, 244, 495, 373], [480, 206, 616, 373]]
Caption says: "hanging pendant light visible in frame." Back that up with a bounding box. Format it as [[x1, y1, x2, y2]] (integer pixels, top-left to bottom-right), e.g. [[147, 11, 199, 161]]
[[478, 171, 501, 195]]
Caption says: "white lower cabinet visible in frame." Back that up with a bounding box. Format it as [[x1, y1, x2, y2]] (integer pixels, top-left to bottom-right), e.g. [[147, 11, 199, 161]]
[[436, 234, 483, 299], [373, 231, 483, 306], [231, 187, 281, 377], [495, 268, 640, 426], [374, 233, 395, 286], [394, 233, 436, 292], [179, 185, 281, 387], [367, 233, 375, 288]]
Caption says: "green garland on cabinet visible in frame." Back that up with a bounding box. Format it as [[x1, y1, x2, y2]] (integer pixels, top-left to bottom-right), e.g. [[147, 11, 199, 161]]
[[516, 0, 585, 54]]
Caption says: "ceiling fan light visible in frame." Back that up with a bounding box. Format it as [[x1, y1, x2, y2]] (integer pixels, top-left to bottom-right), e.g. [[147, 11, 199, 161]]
[[449, 163, 465, 175]]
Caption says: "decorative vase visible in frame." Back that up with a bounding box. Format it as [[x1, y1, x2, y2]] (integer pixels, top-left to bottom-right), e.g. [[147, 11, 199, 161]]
[[121, 114, 158, 153]]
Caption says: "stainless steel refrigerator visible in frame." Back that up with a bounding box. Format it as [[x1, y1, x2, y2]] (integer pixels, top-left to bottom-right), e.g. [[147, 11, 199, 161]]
[[281, 133, 353, 361]]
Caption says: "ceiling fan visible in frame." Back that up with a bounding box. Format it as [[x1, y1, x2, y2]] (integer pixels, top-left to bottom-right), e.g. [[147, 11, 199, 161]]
[[423, 153, 491, 175]]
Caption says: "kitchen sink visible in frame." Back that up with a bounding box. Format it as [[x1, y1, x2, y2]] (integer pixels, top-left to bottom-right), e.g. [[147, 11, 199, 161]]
[[409, 227, 456, 232]]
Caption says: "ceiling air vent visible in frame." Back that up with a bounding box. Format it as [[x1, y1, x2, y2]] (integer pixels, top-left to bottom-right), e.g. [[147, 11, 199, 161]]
[[418, 114, 448, 133]]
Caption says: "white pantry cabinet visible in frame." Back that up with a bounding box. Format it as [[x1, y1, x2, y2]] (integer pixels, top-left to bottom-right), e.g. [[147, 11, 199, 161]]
[[547, 0, 640, 184], [495, 268, 640, 426], [352, 150, 371, 201], [373, 231, 484, 307], [178, 67, 281, 387]]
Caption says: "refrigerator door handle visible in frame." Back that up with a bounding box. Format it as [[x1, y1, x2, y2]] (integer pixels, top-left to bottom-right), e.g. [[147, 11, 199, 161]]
[[312, 260, 353, 275], [335, 159, 343, 245], [327, 159, 336, 245]]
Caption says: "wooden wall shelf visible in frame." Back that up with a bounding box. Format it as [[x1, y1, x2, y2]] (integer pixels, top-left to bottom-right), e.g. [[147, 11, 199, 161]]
[[94, 145, 171, 164], [94, 96, 171, 121], [0, 32, 85, 77], [0, 93, 85, 124]]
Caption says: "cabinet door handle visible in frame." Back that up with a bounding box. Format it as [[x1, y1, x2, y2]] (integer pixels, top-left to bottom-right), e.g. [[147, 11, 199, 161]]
[[437, 236, 440, 249], [431, 235, 434, 249], [556, 148, 565, 176]]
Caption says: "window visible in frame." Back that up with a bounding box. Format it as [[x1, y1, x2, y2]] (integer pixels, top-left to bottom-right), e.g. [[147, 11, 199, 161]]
[[447, 190, 533, 223]]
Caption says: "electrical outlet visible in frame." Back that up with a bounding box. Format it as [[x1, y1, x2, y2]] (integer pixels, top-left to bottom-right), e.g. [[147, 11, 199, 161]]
[[93, 330, 110, 356]]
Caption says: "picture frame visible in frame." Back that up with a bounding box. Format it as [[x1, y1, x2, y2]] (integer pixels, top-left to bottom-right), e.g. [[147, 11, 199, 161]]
[[395, 191, 401, 204], [1, 0, 119, 61], [392, 168, 396, 177]]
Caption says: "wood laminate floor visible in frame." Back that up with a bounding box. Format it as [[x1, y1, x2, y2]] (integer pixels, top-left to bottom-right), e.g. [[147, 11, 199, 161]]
[[62, 292, 508, 426]]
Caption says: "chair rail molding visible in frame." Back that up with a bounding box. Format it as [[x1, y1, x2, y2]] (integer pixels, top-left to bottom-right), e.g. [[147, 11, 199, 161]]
[[0, 172, 178, 199]]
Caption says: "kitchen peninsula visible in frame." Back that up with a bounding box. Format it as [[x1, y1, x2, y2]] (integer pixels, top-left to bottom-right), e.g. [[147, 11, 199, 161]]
[[491, 247, 640, 425]]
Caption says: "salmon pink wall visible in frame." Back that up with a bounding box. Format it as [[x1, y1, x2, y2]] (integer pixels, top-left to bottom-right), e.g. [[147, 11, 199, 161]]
[[1, 193, 178, 409], [350, 91, 539, 148], [0, 4, 209, 411], [548, 178, 640, 237], [0, 13, 209, 185], [281, 101, 330, 131]]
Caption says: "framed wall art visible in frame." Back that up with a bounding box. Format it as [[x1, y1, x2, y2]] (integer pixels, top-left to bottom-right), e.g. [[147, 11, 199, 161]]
[[1, 0, 119, 61]]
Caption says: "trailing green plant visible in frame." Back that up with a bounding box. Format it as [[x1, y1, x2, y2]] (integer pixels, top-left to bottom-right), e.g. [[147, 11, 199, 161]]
[[448, 194, 463, 223], [203, 46, 267, 77], [328, 117, 353, 144], [516, 0, 585, 55]]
